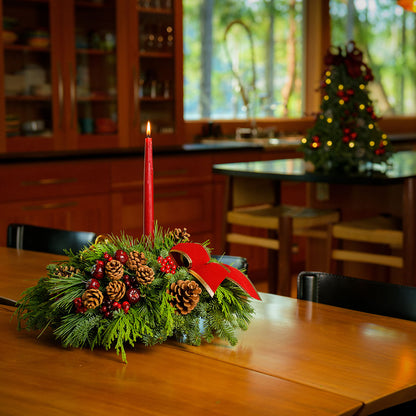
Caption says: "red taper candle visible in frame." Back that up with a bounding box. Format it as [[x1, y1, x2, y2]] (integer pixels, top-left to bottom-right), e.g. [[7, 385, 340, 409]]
[[144, 121, 154, 238]]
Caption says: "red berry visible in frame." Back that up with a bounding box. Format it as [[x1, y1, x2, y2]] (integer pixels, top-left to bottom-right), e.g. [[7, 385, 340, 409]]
[[101, 305, 108, 313], [97, 260, 105, 266], [126, 288, 141, 304], [112, 301, 121, 310], [115, 249, 128, 264], [122, 301, 130, 313], [87, 278, 100, 289], [74, 297, 82, 306], [104, 311, 111, 318]]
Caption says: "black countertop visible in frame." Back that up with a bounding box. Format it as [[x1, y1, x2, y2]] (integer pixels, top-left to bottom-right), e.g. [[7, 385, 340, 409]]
[[213, 150, 416, 185], [0, 141, 266, 164]]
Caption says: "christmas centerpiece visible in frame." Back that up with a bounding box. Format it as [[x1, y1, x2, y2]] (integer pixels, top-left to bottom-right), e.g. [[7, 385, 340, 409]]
[[300, 41, 394, 173], [15, 123, 260, 363]]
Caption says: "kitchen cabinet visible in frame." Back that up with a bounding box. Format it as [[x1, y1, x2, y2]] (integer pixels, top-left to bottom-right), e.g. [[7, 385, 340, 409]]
[[0, 0, 183, 154], [0, 160, 112, 243]]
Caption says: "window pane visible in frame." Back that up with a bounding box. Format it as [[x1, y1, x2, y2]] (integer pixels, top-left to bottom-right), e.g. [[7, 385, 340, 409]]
[[330, 0, 416, 116], [183, 0, 304, 121]]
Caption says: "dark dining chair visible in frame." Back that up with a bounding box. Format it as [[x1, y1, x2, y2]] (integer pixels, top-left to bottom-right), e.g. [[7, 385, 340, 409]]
[[212, 254, 248, 271], [297, 270, 416, 322], [7, 223, 96, 255]]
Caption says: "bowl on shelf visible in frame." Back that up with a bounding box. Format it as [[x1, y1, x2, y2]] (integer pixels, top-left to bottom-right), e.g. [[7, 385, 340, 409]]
[[21, 120, 45, 136], [3, 30, 17, 45]]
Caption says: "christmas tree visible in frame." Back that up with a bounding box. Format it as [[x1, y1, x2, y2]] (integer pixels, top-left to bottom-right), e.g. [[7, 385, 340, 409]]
[[300, 41, 394, 173]]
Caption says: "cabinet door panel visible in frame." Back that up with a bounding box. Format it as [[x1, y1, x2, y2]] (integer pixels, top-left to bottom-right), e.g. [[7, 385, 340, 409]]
[[0, 194, 111, 247], [111, 182, 213, 237]]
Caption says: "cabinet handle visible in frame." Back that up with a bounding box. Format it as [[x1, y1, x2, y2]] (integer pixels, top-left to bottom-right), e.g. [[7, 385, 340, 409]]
[[22, 201, 78, 211], [58, 63, 64, 129], [21, 177, 77, 186], [69, 64, 76, 129], [133, 66, 139, 128]]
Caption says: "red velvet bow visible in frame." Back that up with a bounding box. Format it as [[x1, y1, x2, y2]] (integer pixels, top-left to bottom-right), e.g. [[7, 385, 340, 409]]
[[170, 242, 261, 300], [324, 41, 373, 80]]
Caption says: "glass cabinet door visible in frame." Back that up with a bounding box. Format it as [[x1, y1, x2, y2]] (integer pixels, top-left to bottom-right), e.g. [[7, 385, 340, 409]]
[[2, 0, 58, 152], [135, 0, 183, 146], [72, 0, 118, 149]]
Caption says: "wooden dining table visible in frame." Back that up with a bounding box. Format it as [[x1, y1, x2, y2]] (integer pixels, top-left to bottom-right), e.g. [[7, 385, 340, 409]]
[[1, 247, 416, 415], [213, 150, 416, 287]]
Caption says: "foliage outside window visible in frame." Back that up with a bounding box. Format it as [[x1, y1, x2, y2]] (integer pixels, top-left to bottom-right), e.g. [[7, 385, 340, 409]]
[[330, 0, 416, 116], [183, 0, 304, 121], [184, 0, 416, 122]]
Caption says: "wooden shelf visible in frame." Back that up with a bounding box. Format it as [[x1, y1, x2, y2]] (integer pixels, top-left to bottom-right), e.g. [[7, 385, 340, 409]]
[[137, 7, 172, 15], [4, 44, 50, 53], [5, 95, 51, 102]]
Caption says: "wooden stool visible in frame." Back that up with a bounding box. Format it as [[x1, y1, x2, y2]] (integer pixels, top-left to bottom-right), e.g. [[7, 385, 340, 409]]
[[331, 215, 403, 270], [224, 176, 340, 296]]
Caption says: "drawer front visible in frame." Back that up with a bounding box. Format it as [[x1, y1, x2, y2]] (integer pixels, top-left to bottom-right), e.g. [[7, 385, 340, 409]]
[[0, 194, 111, 246], [0, 160, 111, 203], [111, 154, 213, 191]]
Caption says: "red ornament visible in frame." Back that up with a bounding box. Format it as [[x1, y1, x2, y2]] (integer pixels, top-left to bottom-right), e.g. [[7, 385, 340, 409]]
[[126, 288, 141, 304], [112, 301, 121, 310], [86, 278, 100, 290], [115, 249, 128, 264], [91, 263, 105, 279]]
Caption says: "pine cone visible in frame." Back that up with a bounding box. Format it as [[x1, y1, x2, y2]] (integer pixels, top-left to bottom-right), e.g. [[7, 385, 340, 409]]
[[105, 259, 124, 281], [168, 280, 202, 315], [82, 288, 104, 309], [126, 251, 147, 271], [54, 265, 81, 278], [171, 227, 190, 242], [106, 281, 126, 301], [136, 265, 155, 285]]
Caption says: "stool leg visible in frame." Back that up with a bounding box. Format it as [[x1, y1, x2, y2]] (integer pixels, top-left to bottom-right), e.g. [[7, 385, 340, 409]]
[[267, 229, 278, 294], [278, 215, 292, 296]]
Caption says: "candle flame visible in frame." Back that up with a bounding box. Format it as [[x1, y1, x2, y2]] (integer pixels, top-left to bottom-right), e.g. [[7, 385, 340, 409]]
[[146, 121, 151, 137]]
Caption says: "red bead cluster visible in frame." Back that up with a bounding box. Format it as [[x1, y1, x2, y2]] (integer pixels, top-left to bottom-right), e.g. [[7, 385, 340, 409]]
[[336, 88, 354, 102], [73, 297, 87, 313], [100, 298, 131, 319], [375, 140, 386, 155], [74, 249, 141, 316], [365, 106, 378, 120], [310, 135, 321, 149], [157, 256, 177, 274], [342, 128, 357, 143]]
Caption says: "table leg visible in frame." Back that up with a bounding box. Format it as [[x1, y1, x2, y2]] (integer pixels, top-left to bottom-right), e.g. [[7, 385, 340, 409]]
[[403, 177, 416, 286]]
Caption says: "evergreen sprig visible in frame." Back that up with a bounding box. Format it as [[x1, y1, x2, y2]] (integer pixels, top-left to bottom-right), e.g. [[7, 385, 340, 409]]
[[15, 227, 257, 363]]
